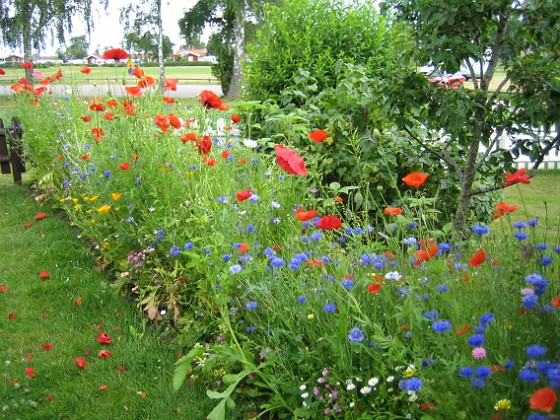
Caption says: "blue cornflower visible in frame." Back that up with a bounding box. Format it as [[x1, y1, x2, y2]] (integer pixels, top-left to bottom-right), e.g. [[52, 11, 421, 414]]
[[246, 326, 256, 333], [421, 358, 433, 368], [476, 366, 491, 378], [169, 245, 180, 256], [553, 246, 560, 254], [459, 366, 474, 378], [435, 284, 447, 293], [263, 247, 275, 258], [471, 224, 490, 235], [431, 320, 452, 333], [246, 224, 255, 233], [513, 221, 527, 229], [297, 296, 306, 303], [423, 310, 439, 320], [184, 242, 194, 250], [473, 325, 486, 334], [525, 273, 547, 287], [229, 264, 242, 274], [467, 334, 485, 347], [526, 344, 547, 359], [540, 304, 554, 313], [222, 254, 231, 262], [528, 219, 538, 227], [470, 378, 486, 388], [527, 415, 546, 420], [270, 257, 285, 268], [504, 360, 514, 369], [522, 294, 539, 309], [536, 361, 551, 374], [408, 222, 418, 229], [514, 231, 528, 240], [348, 327, 365, 343], [404, 377, 423, 391], [518, 368, 540, 382], [310, 232, 323, 241], [537, 243, 548, 251], [547, 366, 560, 387], [246, 301, 258, 311], [542, 256, 552, 266], [438, 243, 451, 252], [403, 237, 417, 245], [323, 304, 337, 313], [341, 279, 354, 290], [479, 312, 495, 326]]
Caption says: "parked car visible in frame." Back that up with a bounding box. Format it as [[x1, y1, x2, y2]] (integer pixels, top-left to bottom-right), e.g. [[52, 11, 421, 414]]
[[457, 55, 491, 80], [427, 72, 465, 89]]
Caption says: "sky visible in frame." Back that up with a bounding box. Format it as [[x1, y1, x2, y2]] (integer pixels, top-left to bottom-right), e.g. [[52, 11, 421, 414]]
[[1, 0, 205, 57]]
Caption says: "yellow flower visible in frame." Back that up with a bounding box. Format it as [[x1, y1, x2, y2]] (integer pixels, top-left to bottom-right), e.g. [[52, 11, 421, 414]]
[[86, 209, 93, 214], [405, 366, 416, 378], [72, 198, 79, 204], [97, 205, 111, 214], [307, 314, 315, 320], [494, 399, 511, 411], [111, 192, 123, 201], [90, 195, 99, 202], [100, 242, 110, 251], [83, 195, 89, 202], [74, 204, 82, 212], [90, 219, 95, 224]]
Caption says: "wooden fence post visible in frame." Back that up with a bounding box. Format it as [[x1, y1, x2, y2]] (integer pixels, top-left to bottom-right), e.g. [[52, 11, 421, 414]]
[[0, 117, 25, 185]]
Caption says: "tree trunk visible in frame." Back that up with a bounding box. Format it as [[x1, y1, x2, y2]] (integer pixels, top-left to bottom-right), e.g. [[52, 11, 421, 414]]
[[157, 0, 165, 90], [453, 138, 480, 237], [226, 2, 246, 100], [22, 3, 34, 85]]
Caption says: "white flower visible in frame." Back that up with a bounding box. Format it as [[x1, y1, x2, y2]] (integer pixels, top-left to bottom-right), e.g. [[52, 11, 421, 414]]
[[386, 375, 395, 383], [346, 382, 356, 391], [299, 384, 307, 391], [301, 392, 309, 399], [360, 386, 372, 395], [384, 271, 402, 281], [243, 139, 258, 148], [271, 201, 281, 209], [368, 377, 379, 387]]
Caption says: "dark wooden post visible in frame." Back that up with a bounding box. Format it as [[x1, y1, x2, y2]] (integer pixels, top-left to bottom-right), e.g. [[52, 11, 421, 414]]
[[0, 117, 25, 185]]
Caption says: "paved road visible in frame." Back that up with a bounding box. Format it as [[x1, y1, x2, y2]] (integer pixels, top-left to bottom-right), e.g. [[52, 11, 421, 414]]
[[0, 83, 223, 98]]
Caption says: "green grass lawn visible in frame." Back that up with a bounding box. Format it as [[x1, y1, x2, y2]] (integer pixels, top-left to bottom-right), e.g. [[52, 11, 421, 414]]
[[0, 65, 216, 85], [0, 178, 214, 418]]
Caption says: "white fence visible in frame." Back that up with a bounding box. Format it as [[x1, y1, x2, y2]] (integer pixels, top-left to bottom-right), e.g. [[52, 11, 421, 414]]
[[499, 128, 559, 170]]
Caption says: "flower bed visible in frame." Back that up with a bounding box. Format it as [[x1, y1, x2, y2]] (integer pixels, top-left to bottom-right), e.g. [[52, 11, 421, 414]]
[[11, 66, 560, 419]]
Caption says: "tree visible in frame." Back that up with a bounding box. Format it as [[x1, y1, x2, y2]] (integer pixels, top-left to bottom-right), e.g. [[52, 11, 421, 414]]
[[0, 0, 96, 80], [178, 0, 274, 99], [125, 31, 173, 62], [63, 35, 89, 59], [121, 0, 170, 89], [382, 0, 560, 235]]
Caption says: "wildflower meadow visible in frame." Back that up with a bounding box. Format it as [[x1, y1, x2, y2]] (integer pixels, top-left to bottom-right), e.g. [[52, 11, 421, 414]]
[[2, 63, 559, 419]]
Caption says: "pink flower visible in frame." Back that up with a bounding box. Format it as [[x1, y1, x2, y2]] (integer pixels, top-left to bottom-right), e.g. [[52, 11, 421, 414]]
[[521, 288, 535, 297], [472, 347, 487, 359]]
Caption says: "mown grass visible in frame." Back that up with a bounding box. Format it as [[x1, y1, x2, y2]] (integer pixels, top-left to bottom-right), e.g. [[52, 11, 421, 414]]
[[0, 178, 214, 419], [0, 65, 216, 85]]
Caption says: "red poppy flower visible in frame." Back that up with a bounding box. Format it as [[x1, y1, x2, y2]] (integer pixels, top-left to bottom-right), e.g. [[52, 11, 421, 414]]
[[102, 48, 128, 61], [274, 145, 308, 176], [236, 189, 252, 201], [237, 243, 250, 253], [163, 97, 175, 104], [231, 114, 241, 123], [97, 332, 112, 344], [198, 136, 212, 155], [154, 114, 169, 132], [81, 154, 89, 160], [493, 201, 517, 219], [26, 367, 35, 378], [164, 78, 178, 91], [0, 68, 5, 75], [39, 271, 49, 279], [221, 151, 230, 159], [295, 209, 318, 221], [98, 384, 108, 391], [529, 387, 557, 412], [89, 103, 105, 112], [180, 133, 197, 143], [22, 61, 33, 69], [125, 86, 143, 97], [413, 249, 431, 266], [106, 99, 119, 108], [75, 358, 87, 368], [368, 283, 381, 294], [138, 76, 155, 88], [384, 207, 403, 216], [316, 215, 342, 230], [504, 168, 531, 186], [92, 127, 104, 137], [98, 350, 112, 359], [81, 115, 92, 122], [200, 90, 223, 109], [8, 313, 15, 319], [0, 284, 9, 293], [455, 324, 470, 336], [120, 162, 130, 170], [168, 114, 181, 129], [34, 212, 47, 220], [43, 343, 52, 351], [552, 296, 560, 308], [80, 66, 91, 74], [308, 129, 328, 143], [402, 172, 429, 187], [133, 67, 145, 78], [469, 248, 486, 267], [205, 158, 217, 166]]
